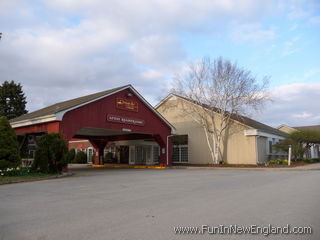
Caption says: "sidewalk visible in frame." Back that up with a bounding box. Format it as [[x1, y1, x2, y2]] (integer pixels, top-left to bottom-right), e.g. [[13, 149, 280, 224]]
[[170, 162, 320, 171], [292, 162, 320, 170]]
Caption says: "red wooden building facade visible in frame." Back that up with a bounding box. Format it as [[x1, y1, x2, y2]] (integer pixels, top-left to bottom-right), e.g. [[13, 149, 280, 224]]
[[11, 85, 175, 166]]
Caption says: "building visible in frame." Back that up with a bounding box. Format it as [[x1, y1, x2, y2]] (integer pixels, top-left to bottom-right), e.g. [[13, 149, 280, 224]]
[[278, 124, 320, 158], [156, 94, 287, 165], [10, 85, 175, 166]]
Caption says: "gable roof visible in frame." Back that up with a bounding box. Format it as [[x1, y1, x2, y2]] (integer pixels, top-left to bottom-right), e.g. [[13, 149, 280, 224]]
[[293, 125, 320, 132], [157, 94, 287, 137], [10, 85, 175, 133], [11, 85, 127, 123], [277, 124, 320, 133]]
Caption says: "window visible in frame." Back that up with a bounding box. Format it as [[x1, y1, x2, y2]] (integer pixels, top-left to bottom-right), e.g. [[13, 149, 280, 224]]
[[173, 145, 188, 163], [172, 135, 188, 163], [153, 146, 159, 163], [269, 141, 273, 154]]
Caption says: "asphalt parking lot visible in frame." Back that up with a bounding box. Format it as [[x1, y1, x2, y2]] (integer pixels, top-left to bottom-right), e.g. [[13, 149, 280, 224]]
[[0, 168, 319, 240]]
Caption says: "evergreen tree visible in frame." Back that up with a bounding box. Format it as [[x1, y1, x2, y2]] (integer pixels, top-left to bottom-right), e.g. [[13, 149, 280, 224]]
[[0, 80, 28, 120], [0, 117, 21, 169], [32, 133, 68, 173]]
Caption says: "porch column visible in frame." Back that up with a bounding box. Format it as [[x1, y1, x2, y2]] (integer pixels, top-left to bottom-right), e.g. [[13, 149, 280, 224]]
[[89, 139, 108, 165]]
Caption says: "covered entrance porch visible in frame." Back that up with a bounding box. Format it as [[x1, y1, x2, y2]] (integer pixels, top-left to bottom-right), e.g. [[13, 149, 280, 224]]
[[72, 126, 164, 166]]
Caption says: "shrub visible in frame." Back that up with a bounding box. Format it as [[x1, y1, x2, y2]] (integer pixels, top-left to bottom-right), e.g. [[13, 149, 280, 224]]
[[74, 151, 87, 164], [0, 117, 21, 169], [312, 158, 320, 163], [268, 159, 288, 165], [65, 149, 76, 163], [104, 152, 115, 163], [297, 158, 320, 163], [32, 133, 68, 173]]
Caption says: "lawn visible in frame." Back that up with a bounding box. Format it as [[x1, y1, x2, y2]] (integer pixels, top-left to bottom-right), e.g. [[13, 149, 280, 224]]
[[0, 172, 55, 185]]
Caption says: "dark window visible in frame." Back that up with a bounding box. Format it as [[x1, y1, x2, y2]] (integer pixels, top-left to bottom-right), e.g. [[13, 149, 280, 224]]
[[269, 141, 272, 154]]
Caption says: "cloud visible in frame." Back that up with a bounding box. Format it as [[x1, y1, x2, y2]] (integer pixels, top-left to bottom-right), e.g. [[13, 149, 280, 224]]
[[130, 35, 185, 68], [1, 0, 318, 116], [230, 23, 276, 44], [293, 112, 312, 119], [0, 0, 284, 112], [255, 82, 320, 127], [310, 16, 320, 24], [282, 36, 300, 56]]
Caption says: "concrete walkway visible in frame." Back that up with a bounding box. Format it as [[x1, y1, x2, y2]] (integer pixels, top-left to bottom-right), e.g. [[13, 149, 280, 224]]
[[293, 162, 320, 170]]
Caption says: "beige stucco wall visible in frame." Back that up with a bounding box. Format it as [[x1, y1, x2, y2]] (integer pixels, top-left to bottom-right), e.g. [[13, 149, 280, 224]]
[[157, 96, 258, 164], [224, 126, 257, 164]]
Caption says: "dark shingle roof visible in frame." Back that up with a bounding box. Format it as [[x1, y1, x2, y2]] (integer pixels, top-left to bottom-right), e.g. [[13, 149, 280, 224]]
[[231, 114, 287, 137], [170, 94, 287, 137], [294, 125, 320, 132], [11, 85, 129, 123]]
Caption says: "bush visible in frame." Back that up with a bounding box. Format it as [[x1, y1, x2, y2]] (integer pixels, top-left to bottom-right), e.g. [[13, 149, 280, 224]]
[[0, 117, 21, 169], [65, 149, 76, 163], [104, 152, 115, 163], [32, 133, 68, 173], [74, 151, 87, 164], [297, 158, 320, 163]]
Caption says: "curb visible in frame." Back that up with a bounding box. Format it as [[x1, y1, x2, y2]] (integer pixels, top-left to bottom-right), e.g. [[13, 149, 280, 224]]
[[169, 166, 319, 171], [91, 164, 166, 169]]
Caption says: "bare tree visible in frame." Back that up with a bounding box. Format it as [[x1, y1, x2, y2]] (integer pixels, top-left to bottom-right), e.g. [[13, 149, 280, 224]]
[[172, 57, 269, 164]]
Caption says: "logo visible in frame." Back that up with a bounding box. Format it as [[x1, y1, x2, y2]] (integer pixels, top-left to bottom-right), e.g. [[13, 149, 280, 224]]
[[116, 97, 138, 112]]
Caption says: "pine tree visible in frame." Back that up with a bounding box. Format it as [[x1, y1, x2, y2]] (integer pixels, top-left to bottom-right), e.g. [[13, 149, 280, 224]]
[[0, 80, 28, 120], [0, 117, 21, 169], [32, 133, 68, 173]]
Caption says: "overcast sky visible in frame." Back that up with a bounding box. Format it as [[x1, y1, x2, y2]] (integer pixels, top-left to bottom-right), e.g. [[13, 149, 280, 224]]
[[0, 0, 319, 127]]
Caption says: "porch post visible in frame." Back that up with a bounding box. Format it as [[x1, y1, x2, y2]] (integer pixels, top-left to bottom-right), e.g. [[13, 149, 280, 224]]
[[154, 135, 172, 166], [89, 139, 108, 165]]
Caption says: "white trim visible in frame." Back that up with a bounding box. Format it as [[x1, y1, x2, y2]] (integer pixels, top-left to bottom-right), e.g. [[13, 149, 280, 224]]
[[128, 87, 176, 134], [10, 114, 57, 128], [244, 129, 285, 139], [69, 140, 90, 143], [154, 93, 174, 109]]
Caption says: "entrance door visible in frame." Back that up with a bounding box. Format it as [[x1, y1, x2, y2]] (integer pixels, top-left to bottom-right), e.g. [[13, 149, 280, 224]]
[[87, 147, 93, 163], [135, 146, 146, 165], [120, 146, 129, 164]]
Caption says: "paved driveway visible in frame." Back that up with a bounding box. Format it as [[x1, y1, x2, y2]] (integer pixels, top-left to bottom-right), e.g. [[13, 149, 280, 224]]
[[0, 168, 319, 240]]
